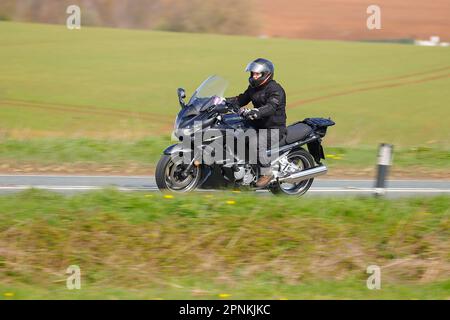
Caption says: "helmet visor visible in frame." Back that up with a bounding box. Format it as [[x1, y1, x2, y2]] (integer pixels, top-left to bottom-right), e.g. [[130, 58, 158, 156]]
[[245, 61, 268, 73]]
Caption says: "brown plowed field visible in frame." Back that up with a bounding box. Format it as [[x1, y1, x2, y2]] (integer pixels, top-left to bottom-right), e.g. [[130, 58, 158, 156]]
[[259, 0, 450, 41]]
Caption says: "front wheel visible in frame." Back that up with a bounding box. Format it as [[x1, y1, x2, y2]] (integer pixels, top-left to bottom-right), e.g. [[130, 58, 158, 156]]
[[155, 154, 202, 192], [269, 149, 315, 196]]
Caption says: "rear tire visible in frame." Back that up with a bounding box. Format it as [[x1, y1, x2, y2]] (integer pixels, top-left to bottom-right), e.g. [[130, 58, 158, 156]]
[[269, 148, 315, 196], [155, 154, 201, 192]]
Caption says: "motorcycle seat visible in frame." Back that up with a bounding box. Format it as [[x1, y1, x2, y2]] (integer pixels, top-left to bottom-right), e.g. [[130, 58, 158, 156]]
[[280, 122, 313, 146]]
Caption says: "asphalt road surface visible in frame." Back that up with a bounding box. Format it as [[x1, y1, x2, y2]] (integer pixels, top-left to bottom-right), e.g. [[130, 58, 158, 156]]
[[0, 175, 449, 198]]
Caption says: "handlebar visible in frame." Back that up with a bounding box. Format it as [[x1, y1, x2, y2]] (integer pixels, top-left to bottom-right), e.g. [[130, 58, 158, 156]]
[[206, 102, 235, 115], [214, 103, 229, 114]]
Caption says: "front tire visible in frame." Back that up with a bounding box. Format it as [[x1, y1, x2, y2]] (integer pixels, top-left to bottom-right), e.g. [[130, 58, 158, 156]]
[[155, 154, 202, 192], [269, 148, 315, 196]]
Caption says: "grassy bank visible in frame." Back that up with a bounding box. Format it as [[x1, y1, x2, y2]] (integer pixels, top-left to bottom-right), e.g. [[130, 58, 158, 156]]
[[0, 189, 448, 299]]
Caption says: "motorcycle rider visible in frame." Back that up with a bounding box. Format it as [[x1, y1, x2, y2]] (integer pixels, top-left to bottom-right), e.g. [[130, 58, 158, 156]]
[[226, 58, 287, 188]]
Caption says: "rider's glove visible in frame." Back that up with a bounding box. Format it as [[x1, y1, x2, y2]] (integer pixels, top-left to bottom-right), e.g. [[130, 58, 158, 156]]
[[244, 109, 261, 120], [238, 107, 251, 116], [225, 98, 240, 112]]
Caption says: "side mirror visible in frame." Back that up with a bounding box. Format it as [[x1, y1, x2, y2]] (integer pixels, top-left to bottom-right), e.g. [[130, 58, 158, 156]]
[[177, 88, 186, 108]]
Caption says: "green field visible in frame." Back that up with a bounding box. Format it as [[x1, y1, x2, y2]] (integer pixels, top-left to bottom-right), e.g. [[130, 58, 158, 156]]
[[0, 190, 448, 299], [0, 21, 449, 173]]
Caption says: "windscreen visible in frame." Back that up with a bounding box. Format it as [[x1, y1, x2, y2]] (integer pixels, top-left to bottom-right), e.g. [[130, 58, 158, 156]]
[[188, 75, 228, 104]]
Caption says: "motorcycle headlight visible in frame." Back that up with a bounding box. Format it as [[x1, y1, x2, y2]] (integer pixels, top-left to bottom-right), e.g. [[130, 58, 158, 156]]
[[171, 124, 202, 141], [182, 128, 194, 136]]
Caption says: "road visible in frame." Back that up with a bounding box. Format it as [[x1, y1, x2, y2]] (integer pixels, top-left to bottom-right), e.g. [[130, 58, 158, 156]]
[[0, 175, 449, 198]]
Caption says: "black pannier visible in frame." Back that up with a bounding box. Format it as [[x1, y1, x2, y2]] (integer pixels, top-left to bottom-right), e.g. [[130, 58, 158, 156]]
[[303, 117, 335, 137]]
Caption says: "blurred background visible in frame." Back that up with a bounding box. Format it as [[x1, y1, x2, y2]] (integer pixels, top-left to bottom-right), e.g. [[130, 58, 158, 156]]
[[0, 0, 449, 177], [1, 0, 450, 40]]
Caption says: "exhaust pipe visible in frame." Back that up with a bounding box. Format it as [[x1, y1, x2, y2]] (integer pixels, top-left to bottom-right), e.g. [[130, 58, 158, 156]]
[[278, 165, 328, 183]]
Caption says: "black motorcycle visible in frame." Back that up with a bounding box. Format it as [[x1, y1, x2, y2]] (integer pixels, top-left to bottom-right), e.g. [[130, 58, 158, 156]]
[[156, 75, 335, 195]]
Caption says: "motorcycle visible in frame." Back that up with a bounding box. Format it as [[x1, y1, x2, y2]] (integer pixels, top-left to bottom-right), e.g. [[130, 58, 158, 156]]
[[155, 75, 335, 195]]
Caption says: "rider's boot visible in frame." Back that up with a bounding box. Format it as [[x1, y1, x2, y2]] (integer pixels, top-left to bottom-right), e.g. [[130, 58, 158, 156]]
[[255, 166, 273, 188]]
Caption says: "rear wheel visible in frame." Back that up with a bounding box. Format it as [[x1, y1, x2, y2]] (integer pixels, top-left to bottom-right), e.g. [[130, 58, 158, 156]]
[[269, 149, 315, 196], [155, 154, 201, 192]]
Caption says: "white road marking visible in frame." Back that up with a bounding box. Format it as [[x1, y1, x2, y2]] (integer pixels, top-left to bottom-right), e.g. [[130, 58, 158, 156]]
[[0, 185, 157, 191], [309, 188, 450, 193], [0, 175, 448, 183], [0, 185, 449, 193], [0, 174, 155, 178]]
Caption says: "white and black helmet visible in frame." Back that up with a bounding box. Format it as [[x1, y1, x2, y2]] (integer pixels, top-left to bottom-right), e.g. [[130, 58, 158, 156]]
[[245, 58, 274, 88]]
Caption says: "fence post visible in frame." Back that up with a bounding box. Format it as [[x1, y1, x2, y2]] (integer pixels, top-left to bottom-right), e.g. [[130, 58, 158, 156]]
[[374, 143, 394, 196]]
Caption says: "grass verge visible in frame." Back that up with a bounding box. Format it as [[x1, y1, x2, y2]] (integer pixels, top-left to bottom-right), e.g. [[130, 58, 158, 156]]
[[0, 189, 448, 299]]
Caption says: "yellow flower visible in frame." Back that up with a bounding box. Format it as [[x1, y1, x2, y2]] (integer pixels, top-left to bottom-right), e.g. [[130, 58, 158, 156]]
[[232, 190, 241, 193], [163, 194, 174, 199], [226, 200, 236, 205], [3, 292, 14, 298], [145, 194, 154, 198], [219, 293, 231, 298]]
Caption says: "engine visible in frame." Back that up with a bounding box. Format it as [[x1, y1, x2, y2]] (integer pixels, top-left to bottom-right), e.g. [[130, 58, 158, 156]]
[[233, 164, 256, 185]]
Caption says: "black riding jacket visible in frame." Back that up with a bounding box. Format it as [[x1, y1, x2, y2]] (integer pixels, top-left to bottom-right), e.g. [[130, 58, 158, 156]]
[[227, 80, 287, 133]]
